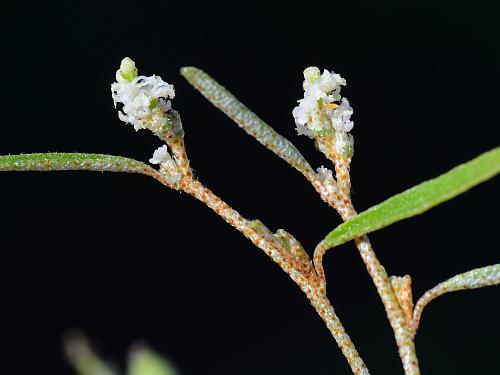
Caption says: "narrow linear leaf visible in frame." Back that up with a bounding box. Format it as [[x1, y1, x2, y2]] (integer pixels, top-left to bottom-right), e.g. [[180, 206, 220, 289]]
[[321, 146, 500, 250], [0, 153, 155, 175], [180, 67, 315, 178], [412, 263, 500, 332]]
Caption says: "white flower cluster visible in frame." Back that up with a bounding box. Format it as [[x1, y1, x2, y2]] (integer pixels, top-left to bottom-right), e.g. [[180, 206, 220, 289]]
[[111, 57, 175, 131], [149, 145, 182, 184], [292, 67, 354, 157], [149, 145, 171, 165]]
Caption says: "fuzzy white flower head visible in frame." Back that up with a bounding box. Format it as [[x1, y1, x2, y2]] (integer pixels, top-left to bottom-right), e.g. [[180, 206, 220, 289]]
[[292, 66, 354, 158], [293, 66, 351, 136], [111, 57, 175, 131]]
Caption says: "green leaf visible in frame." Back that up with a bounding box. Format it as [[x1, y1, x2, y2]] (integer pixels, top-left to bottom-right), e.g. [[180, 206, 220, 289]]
[[0, 152, 155, 175], [321, 146, 500, 250], [180, 66, 315, 179]]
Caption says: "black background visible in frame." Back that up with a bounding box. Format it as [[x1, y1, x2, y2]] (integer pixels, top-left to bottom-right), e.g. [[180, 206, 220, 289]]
[[2, 2, 499, 374]]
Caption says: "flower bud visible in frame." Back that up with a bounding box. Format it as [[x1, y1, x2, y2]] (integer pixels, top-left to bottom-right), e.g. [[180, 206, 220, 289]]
[[303, 66, 321, 83], [118, 57, 138, 82]]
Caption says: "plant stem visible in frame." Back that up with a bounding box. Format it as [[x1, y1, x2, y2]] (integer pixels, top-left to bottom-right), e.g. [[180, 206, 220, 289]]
[[308, 290, 370, 375], [1, 152, 371, 373], [312, 163, 420, 375], [354, 235, 419, 375], [181, 177, 370, 375]]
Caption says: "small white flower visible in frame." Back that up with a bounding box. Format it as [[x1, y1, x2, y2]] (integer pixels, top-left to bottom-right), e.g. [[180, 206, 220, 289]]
[[149, 145, 171, 165], [149, 145, 182, 184], [162, 159, 182, 185], [333, 131, 354, 157], [317, 166, 334, 181], [329, 98, 353, 133], [317, 166, 338, 195], [111, 57, 175, 131]]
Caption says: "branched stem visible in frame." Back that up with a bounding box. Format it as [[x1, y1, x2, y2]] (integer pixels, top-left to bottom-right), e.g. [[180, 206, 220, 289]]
[[4, 58, 499, 375], [0, 148, 371, 373], [353, 235, 419, 375], [180, 176, 370, 375], [312, 162, 420, 375]]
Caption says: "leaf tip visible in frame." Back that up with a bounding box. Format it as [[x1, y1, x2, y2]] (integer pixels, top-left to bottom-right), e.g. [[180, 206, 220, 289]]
[[180, 66, 201, 80]]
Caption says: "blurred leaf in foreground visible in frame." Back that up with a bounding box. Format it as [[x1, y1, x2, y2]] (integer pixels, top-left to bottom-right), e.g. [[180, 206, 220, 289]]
[[64, 332, 180, 375], [127, 344, 179, 375], [63, 331, 118, 375]]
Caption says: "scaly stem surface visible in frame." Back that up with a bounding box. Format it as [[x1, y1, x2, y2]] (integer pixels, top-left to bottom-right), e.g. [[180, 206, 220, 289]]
[[312, 161, 420, 375], [354, 235, 419, 375], [181, 176, 370, 375]]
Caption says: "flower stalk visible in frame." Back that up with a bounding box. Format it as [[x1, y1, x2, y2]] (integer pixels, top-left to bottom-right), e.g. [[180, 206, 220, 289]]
[[289, 65, 420, 374]]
